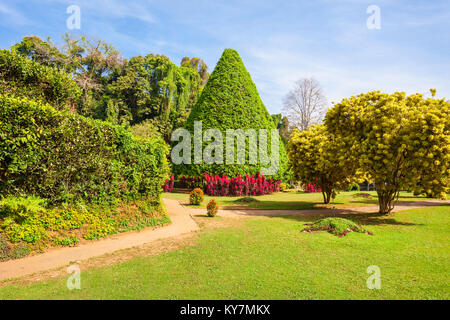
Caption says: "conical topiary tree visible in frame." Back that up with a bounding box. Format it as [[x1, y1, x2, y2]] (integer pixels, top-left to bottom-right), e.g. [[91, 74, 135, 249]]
[[172, 48, 289, 180]]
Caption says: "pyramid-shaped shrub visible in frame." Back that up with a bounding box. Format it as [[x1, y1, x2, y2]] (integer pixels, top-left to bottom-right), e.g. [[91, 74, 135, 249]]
[[173, 49, 289, 180]]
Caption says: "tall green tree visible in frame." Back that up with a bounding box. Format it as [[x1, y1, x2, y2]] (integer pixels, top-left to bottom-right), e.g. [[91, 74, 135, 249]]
[[272, 114, 291, 144], [181, 56, 210, 84], [12, 34, 124, 116], [174, 49, 289, 179], [12, 34, 208, 139], [106, 54, 203, 140], [0, 49, 81, 110], [325, 91, 450, 214], [288, 124, 359, 203], [12, 35, 70, 71]]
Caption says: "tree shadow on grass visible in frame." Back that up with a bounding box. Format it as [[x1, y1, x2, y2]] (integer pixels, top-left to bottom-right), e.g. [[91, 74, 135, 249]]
[[231, 203, 450, 227], [248, 201, 322, 210], [262, 211, 422, 227]]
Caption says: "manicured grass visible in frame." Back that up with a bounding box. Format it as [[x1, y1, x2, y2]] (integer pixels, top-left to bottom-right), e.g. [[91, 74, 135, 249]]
[[1, 205, 449, 299], [163, 191, 431, 210]]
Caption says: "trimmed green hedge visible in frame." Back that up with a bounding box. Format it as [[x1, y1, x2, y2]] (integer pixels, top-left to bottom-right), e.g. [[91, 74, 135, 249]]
[[173, 49, 289, 180], [0, 94, 169, 204], [0, 49, 81, 110]]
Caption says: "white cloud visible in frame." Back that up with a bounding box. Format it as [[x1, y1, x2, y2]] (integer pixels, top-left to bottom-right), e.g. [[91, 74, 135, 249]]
[[0, 3, 30, 25], [241, 35, 450, 114], [43, 0, 158, 24]]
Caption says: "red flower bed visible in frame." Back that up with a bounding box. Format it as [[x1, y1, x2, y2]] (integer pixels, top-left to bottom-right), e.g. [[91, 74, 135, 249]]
[[204, 173, 281, 196], [162, 173, 281, 196]]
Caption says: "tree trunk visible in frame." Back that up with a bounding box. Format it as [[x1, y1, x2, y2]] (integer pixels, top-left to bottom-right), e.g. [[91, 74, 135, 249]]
[[377, 190, 398, 215], [322, 190, 332, 204]]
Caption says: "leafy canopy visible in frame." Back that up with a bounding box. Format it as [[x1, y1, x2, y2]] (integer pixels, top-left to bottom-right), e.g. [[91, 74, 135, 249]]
[[325, 91, 450, 213], [288, 124, 360, 203], [0, 49, 81, 110], [107, 54, 203, 140]]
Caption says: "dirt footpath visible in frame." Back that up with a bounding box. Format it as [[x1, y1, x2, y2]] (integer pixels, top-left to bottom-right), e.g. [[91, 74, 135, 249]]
[[0, 198, 199, 281]]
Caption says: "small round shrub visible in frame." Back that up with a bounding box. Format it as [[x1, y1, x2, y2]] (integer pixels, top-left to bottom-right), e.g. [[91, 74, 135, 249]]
[[189, 188, 204, 205], [280, 183, 287, 191], [206, 199, 218, 217]]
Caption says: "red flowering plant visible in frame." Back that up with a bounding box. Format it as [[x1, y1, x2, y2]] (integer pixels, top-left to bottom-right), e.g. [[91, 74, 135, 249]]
[[204, 172, 281, 197], [304, 183, 322, 193], [162, 176, 175, 192], [303, 178, 322, 193]]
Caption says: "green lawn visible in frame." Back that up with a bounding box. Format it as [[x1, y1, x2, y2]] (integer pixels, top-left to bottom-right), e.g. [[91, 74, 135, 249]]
[[163, 191, 431, 210], [1, 205, 449, 299]]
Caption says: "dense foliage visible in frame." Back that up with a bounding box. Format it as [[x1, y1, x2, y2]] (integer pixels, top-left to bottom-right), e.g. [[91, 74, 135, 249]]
[[0, 94, 169, 204], [12, 35, 208, 140], [177, 176, 206, 189], [174, 48, 289, 180], [288, 124, 359, 203], [325, 91, 450, 213], [0, 195, 169, 261], [271, 113, 291, 144], [106, 54, 203, 140], [0, 49, 81, 109], [162, 176, 175, 193], [12, 35, 124, 116]]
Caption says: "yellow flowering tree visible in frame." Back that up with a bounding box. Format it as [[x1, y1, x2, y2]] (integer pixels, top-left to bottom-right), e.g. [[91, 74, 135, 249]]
[[288, 124, 360, 204], [325, 91, 450, 214]]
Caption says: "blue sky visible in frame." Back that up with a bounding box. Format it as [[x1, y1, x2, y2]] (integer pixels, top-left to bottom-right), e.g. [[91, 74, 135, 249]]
[[1, 0, 449, 113]]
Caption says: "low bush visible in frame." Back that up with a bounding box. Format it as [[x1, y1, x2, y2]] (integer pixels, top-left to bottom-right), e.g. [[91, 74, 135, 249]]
[[206, 199, 218, 217], [0, 195, 47, 218], [280, 183, 287, 191], [10, 243, 31, 259], [190, 188, 204, 205], [0, 195, 171, 261], [302, 218, 372, 237]]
